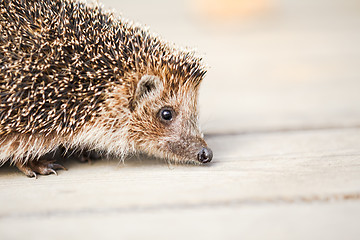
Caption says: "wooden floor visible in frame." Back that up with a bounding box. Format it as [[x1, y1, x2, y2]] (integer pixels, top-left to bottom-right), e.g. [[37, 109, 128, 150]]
[[1, 0, 360, 239]]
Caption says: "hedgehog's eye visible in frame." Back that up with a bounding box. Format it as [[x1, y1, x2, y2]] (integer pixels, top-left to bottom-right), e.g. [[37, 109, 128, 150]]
[[161, 110, 172, 120], [159, 108, 174, 122]]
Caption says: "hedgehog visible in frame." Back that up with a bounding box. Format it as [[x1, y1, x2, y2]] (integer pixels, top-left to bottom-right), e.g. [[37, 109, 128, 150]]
[[0, 0, 213, 177]]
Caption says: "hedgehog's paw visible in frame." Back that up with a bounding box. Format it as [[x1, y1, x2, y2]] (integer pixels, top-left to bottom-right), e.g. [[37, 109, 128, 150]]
[[16, 160, 67, 178], [15, 162, 37, 178]]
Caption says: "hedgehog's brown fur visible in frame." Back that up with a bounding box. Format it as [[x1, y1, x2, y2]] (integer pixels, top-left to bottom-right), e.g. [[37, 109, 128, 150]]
[[0, 0, 212, 177]]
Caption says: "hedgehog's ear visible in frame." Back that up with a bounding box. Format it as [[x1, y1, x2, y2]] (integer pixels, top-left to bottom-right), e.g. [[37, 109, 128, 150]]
[[130, 75, 163, 110], [135, 75, 162, 100]]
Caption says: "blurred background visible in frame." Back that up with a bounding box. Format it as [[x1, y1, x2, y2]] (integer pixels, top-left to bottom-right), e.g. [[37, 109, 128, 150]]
[[101, 0, 360, 134]]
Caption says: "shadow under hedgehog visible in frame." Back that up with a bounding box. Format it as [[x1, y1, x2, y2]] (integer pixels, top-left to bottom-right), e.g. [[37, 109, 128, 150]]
[[0, 0, 213, 177]]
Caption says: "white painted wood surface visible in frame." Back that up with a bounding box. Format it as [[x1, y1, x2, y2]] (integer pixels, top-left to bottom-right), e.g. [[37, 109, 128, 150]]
[[1, 129, 360, 239], [1, 0, 360, 239]]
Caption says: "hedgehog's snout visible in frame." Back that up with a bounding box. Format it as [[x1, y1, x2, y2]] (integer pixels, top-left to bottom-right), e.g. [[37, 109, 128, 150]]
[[197, 147, 213, 163]]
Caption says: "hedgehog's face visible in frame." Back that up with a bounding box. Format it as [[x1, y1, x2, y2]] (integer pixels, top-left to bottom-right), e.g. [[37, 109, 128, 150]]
[[128, 75, 213, 164]]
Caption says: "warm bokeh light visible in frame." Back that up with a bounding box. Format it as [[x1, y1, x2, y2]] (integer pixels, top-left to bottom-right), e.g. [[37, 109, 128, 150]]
[[189, 0, 274, 21]]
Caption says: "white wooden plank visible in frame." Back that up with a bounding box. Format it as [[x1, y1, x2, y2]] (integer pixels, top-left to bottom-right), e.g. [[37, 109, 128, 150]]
[[1, 128, 359, 218], [1, 201, 359, 240]]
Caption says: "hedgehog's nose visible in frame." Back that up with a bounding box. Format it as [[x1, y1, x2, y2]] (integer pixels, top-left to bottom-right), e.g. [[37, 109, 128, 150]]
[[198, 147, 213, 163]]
